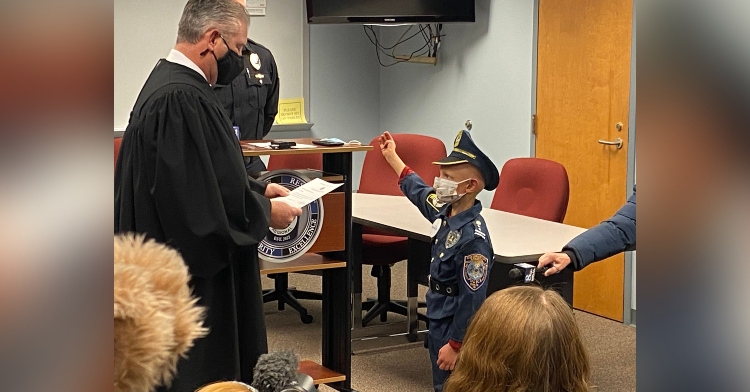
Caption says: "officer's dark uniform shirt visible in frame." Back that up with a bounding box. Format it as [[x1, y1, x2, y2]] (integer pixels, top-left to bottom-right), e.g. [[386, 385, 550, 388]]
[[214, 38, 279, 173], [400, 172, 493, 343]]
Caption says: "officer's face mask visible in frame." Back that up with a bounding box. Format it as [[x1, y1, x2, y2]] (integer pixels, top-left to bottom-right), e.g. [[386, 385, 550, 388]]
[[212, 35, 245, 85], [433, 177, 470, 204]]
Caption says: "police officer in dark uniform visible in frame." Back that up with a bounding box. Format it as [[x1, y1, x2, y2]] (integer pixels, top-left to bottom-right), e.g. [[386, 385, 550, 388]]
[[214, 38, 280, 174], [379, 129, 499, 392]]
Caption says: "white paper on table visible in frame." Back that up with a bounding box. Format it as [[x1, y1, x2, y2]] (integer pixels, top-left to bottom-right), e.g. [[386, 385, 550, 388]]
[[291, 143, 318, 149], [273, 178, 343, 208], [248, 142, 272, 148]]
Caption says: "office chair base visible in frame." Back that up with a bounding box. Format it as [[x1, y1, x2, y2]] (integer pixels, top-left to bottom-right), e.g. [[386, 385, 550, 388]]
[[362, 264, 429, 326], [263, 274, 317, 324]]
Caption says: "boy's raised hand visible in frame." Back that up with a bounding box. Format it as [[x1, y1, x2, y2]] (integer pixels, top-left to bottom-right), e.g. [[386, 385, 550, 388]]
[[379, 131, 397, 155], [378, 131, 406, 176]]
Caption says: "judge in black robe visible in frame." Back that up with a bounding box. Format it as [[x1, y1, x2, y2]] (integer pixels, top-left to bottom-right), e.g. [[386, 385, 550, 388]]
[[114, 51, 278, 391]]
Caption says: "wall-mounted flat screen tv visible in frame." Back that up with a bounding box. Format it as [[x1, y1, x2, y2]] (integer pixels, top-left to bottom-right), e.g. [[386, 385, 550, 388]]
[[306, 0, 475, 24]]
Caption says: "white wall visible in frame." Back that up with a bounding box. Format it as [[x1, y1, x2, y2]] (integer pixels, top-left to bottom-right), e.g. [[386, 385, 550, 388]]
[[378, 0, 536, 205], [308, 25, 381, 190], [114, 0, 182, 128], [114, 0, 306, 128]]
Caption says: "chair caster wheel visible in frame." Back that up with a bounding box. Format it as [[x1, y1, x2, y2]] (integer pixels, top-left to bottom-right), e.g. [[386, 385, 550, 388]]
[[301, 314, 314, 324]]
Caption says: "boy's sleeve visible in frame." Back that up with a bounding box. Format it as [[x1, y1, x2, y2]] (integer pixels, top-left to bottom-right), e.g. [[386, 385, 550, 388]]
[[399, 170, 442, 222], [448, 236, 493, 344]]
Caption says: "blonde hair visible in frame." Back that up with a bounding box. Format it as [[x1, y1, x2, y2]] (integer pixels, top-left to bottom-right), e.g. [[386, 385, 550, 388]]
[[114, 234, 208, 392], [444, 286, 590, 392], [195, 381, 254, 392]]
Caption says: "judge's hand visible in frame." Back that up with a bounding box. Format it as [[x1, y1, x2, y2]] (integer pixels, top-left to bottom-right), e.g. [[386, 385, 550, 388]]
[[537, 252, 571, 276], [379, 131, 397, 157], [269, 200, 302, 229], [437, 343, 458, 371], [265, 183, 289, 198]]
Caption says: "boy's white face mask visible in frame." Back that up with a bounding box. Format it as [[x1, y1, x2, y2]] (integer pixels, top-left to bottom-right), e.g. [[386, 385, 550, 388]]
[[433, 177, 469, 204]]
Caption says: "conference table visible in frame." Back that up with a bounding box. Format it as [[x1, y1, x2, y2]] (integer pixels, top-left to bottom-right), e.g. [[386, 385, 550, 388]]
[[351, 193, 586, 346]]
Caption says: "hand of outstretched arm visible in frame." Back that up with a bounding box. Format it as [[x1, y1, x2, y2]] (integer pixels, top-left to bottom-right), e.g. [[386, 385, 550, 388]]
[[379, 131, 406, 175]]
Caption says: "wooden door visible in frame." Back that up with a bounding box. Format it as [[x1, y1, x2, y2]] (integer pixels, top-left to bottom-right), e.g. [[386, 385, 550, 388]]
[[536, 0, 633, 321]]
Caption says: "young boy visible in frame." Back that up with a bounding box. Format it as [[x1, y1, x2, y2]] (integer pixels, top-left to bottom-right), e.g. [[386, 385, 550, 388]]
[[378, 130, 499, 392]]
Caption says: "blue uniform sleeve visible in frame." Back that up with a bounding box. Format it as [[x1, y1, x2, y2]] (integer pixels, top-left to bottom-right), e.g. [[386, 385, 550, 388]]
[[399, 172, 442, 222], [448, 236, 493, 343], [565, 185, 636, 269]]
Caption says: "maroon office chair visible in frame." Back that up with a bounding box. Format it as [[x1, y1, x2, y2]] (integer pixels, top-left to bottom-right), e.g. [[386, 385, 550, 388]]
[[358, 134, 446, 326], [262, 153, 324, 324], [490, 158, 569, 223], [114, 137, 122, 171]]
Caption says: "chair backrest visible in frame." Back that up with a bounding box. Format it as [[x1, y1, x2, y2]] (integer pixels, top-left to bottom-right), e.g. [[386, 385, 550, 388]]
[[267, 153, 323, 171], [114, 137, 123, 170], [359, 134, 446, 195], [490, 158, 569, 223]]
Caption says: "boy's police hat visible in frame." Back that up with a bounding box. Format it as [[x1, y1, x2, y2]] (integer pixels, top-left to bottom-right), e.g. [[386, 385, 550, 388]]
[[433, 130, 499, 190]]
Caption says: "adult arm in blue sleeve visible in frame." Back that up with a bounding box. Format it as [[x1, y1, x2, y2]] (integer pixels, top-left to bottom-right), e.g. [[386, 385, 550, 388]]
[[564, 185, 636, 270]]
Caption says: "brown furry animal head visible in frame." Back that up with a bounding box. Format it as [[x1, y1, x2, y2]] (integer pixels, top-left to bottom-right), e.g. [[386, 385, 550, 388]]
[[114, 234, 208, 392]]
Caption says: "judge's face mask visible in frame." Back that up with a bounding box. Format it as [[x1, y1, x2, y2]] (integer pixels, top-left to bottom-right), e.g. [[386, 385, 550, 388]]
[[212, 35, 245, 85], [433, 177, 470, 204]]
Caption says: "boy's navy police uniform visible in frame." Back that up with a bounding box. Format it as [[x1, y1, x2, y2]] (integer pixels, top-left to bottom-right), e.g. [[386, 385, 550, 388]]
[[398, 130, 498, 392], [214, 39, 280, 173]]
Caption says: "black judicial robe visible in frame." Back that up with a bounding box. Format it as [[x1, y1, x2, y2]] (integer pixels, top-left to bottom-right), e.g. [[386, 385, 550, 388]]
[[114, 59, 271, 391]]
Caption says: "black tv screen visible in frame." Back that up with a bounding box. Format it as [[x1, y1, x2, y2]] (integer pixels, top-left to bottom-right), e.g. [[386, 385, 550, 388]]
[[306, 0, 475, 24]]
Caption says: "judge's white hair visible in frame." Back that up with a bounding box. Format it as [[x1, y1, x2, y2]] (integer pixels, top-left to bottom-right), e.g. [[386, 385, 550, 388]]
[[176, 0, 248, 44]]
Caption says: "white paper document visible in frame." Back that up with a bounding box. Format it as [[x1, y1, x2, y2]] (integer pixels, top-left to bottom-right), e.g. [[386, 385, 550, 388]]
[[248, 142, 272, 148], [273, 178, 343, 208], [246, 142, 317, 149]]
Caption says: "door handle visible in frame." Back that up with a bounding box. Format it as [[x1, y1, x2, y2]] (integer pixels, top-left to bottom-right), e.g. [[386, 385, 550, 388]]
[[598, 138, 623, 149]]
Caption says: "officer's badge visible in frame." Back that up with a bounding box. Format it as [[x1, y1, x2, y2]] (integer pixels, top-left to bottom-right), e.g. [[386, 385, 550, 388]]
[[453, 131, 462, 148], [249, 52, 262, 70], [445, 230, 461, 248], [426, 193, 444, 211], [463, 253, 489, 291]]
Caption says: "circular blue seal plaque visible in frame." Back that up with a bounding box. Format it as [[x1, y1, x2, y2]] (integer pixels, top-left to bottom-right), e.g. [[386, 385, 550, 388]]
[[256, 170, 324, 263]]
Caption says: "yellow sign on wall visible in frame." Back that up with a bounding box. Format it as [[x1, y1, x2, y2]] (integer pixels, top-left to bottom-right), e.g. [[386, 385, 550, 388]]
[[275, 98, 307, 124]]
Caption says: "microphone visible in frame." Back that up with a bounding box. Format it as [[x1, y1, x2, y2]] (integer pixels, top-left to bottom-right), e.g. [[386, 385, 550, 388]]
[[251, 351, 319, 392], [508, 264, 552, 282]]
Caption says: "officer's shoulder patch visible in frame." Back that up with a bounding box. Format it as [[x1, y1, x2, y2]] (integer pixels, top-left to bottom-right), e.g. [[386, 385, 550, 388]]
[[426, 193, 444, 211], [463, 253, 489, 291]]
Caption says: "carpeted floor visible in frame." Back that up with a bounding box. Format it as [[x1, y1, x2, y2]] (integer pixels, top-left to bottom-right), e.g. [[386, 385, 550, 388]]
[[262, 262, 636, 392]]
